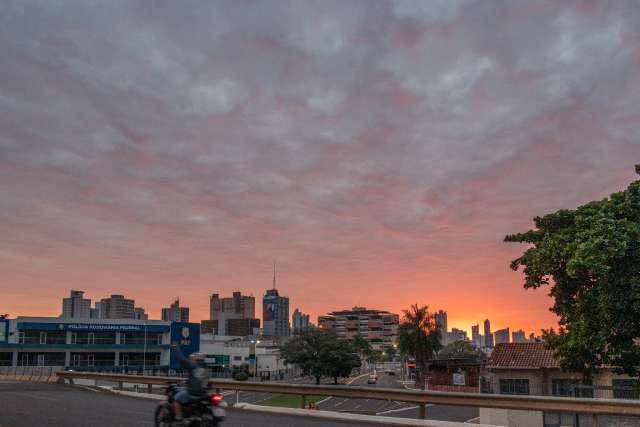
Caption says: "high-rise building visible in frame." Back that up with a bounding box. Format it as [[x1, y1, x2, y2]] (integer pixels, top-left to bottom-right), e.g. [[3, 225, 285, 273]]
[[210, 292, 255, 320], [446, 328, 468, 343], [494, 328, 510, 345], [96, 294, 135, 319], [134, 307, 148, 320], [511, 329, 526, 343], [318, 307, 399, 351], [484, 319, 494, 348], [227, 318, 261, 336], [292, 308, 311, 334], [435, 310, 448, 333], [161, 298, 189, 323], [263, 289, 290, 337], [262, 262, 290, 337], [209, 291, 258, 336], [471, 324, 481, 347], [61, 290, 91, 319]]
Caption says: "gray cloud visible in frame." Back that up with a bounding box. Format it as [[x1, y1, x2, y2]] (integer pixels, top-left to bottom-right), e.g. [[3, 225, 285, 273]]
[[1, 0, 639, 323]]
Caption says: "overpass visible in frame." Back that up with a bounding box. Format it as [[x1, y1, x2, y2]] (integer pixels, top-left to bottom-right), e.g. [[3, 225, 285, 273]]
[[1, 370, 640, 427]]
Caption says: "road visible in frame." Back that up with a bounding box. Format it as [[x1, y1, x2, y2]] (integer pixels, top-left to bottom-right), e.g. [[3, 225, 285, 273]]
[[0, 381, 400, 427], [229, 371, 478, 423]]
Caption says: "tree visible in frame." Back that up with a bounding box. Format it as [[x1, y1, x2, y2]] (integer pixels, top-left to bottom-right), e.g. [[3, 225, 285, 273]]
[[280, 330, 329, 384], [350, 335, 372, 363], [506, 166, 640, 379], [384, 346, 397, 361], [280, 330, 361, 384], [321, 338, 361, 384], [437, 341, 485, 361], [397, 304, 442, 389]]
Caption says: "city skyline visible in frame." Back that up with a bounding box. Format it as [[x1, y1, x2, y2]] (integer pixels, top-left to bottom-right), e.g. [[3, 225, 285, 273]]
[[3, 1, 639, 336], [46, 287, 528, 337]]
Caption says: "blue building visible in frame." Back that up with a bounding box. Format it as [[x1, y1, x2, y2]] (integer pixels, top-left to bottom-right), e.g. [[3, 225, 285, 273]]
[[0, 317, 199, 370]]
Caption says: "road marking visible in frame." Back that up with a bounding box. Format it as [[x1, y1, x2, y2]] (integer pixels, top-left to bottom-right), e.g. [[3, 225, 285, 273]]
[[466, 416, 480, 423], [376, 405, 427, 415]]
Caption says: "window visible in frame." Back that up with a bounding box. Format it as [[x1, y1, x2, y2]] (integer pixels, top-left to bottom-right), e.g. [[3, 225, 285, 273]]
[[39, 332, 47, 344], [233, 356, 242, 361], [71, 333, 78, 344], [612, 379, 640, 400], [18, 332, 25, 344], [156, 334, 163, 345], [87, 354, 95, 367], [499, 379, 530, 395], [37, 355, 45, 366], [552, 379, 594, 398], [72, 354, 81, 366], [87, 332, 95, 345]]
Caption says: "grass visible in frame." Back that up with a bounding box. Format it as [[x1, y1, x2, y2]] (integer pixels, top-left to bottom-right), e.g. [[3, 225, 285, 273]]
[[258, 394, 325, 408]]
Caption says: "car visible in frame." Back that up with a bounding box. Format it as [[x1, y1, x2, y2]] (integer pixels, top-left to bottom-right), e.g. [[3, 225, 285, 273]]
[[367, 375, 378, 384]]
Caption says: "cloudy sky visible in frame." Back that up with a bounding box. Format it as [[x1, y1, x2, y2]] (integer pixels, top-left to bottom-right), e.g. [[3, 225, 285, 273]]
[[1, 0, 639, 334]]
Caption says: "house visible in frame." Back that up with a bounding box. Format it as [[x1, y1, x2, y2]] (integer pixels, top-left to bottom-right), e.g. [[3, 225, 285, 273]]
[[480, 343, 639, 427]]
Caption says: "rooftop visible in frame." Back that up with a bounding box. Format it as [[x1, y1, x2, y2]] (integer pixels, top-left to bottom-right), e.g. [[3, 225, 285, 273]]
[[488, 342, 560, 369]]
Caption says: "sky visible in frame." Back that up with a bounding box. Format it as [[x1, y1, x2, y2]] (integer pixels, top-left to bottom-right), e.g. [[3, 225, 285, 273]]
[[1, 0, 639, 336]]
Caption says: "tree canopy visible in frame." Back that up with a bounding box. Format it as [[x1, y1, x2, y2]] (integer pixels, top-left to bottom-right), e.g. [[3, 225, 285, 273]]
[[506, 167, 640, 379], [280, 329, 361, 384], [437, 340, 486, 361]]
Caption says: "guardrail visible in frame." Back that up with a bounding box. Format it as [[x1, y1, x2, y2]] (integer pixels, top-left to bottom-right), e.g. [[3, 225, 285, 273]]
[[55, 371, 640, 421], [0, 366, 58, 383]]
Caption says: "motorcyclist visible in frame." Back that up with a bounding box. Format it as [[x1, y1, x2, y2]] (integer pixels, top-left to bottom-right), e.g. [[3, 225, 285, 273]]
[[170, 344, 209, 424]]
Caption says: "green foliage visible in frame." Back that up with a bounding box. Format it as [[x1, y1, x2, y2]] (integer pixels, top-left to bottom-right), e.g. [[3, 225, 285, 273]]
[[280, 330, 361, 384], [351, 335, 373, 361], [437, 341, 485, 361], [506, 168, 640, 379], [384, 346, 397, 361], [397, 304, 442, 387], [232, 365, 249, 381]]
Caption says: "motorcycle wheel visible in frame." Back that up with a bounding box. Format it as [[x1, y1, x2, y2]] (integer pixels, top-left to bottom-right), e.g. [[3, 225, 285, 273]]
[[154, 403, 174, 427]]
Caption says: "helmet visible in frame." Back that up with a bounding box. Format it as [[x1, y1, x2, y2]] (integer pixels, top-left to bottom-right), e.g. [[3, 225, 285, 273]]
[[190, 352, 205, 363]]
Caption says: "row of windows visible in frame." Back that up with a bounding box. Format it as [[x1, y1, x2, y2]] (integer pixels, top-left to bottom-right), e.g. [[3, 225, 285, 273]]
[[16, 331, 164, 345], [499, 378, 639, 399]]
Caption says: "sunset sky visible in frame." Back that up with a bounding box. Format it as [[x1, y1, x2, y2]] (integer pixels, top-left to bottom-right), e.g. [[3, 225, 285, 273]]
[[1, 1, 639, 336]]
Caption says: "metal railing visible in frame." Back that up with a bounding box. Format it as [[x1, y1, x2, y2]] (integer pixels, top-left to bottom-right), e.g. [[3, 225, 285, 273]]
[[55, 371, 640, 420]]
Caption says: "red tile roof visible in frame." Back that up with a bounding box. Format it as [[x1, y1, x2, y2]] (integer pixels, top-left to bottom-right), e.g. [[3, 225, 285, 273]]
[[488, 342, 560, 369]]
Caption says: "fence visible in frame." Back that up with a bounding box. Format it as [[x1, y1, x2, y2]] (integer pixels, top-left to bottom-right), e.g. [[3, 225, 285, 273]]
[[54, 371, 640, 423]]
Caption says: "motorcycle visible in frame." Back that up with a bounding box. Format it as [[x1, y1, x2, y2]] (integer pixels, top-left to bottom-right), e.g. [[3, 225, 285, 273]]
[[154, 384, 226, 426]]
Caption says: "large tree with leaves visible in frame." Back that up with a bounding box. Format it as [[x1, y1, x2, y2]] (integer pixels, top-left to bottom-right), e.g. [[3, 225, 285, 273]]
[[280, 329, 360, 384], [397, 304, 442, 389], [506, 166, 640, 379]]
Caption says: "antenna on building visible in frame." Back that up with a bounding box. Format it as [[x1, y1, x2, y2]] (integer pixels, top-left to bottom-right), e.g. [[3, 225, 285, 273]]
[[272, 259, 277, 290]]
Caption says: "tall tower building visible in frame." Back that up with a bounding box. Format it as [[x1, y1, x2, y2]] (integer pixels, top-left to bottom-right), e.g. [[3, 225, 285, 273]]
[[494, 328, 510, 345], [292, 308, 310, 334], [262, 261, 290, 337], [484, 319, 494, 348], [512, 329, 526, 343], [161, 298, 189, 323], [61, 290, 91, 319], [96, 294, 136, 319], [209, 292, 258, 336], [471, 324, 480, 347]]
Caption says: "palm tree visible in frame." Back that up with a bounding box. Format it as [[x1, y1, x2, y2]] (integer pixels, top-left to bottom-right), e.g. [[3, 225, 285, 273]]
[[397, 304, 442, 389]]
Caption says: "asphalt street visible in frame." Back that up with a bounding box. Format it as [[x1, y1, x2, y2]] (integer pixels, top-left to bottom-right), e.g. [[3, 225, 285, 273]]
[[227, 371, 478, 423], [0, 381, 401, 427]]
